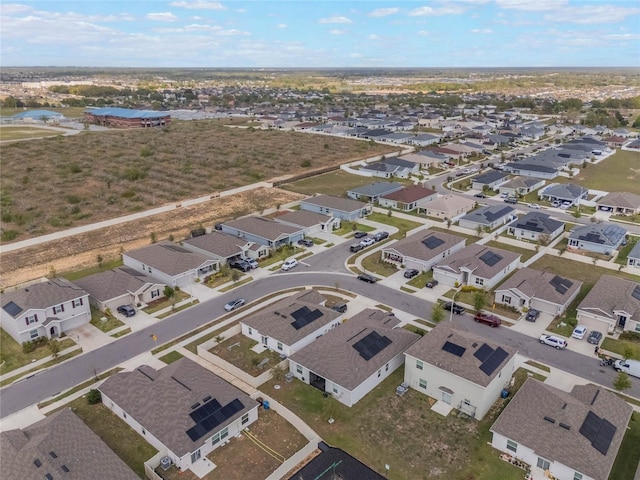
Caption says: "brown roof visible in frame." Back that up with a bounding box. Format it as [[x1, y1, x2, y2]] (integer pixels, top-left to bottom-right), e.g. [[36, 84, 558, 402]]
[[577, 274, 640, 321], [597, 191, 640, 210], [124, 241, 214, 276], [183, 231, 248, 258], [405, 323, 516, 387], [0, 408, 138, 480], [1, 278, 88, 318], [275, 210, 333, 228], [491, 378, 632, 480], [382, 229, 466, 262], [223, 216, 302, 241], [74, 267, 161, 302], [381, 186, 437, 203], [433, 243, 521, 280], [424, 194, 475, 213], [301, 194, 368, 213], [496, 268, 582, 307]]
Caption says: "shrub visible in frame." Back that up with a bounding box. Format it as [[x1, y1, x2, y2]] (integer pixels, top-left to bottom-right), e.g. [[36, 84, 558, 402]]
[[1, 230, 19, 241], [86, 389, 102, 405], [300, 159, 312, 168], [620, 332, 640, 343]]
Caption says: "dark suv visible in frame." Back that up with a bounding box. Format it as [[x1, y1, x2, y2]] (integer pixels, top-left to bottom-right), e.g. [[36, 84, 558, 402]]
[[350, 244, 364, 253], [373, 231, 390, 242], [443, 302, 465, 315], [404, 269, 419, 279], [117, 305, 136, 317], [357, 273, 377, 283], [229, 259, 251, 272], [474, 312, 501, 327], [525, 309, 540, 322], [354, 231, 367, 238]]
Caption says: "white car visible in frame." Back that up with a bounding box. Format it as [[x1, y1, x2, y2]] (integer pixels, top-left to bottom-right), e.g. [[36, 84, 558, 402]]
[[528, 203, 540, 209], [539, 334, 568, 350], [281, 258, 299, 271], [360, 237, 375, 247], [240, 257, 259, 269], [560, 203, 571, 210], [571, 325, 588, 340], [500, 192, 509, 198]]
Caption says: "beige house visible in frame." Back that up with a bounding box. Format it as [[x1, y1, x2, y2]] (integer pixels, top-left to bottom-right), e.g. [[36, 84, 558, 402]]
[[381, 229, 466, 271], [419, 194, 476, 220]]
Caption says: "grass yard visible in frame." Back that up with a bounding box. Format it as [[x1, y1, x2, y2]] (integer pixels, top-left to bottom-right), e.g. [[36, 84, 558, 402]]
[[62, 257, 123, 281], [333, 221, 375, 236], [211, 334, 283, 376], [429, 225, 477, 242], [360, 251, 399, 277], [485, 240, 537, 262], [367, 212, 423, 238], [569, 150, 640, 194], [442, 289, 521, 320], [0, 328, 76, 376], [601, 338, 640, 360], [616, 237, 639, 265], [90, 306, 124, 333], [407, 271, 434, 288], [530, 255, 640, 285], [0, 126, 63, 141], [158, 350, 184, 364], [609, 412, 640, 480], [142, 289, 190, 314], [281, 168, 397, 197]]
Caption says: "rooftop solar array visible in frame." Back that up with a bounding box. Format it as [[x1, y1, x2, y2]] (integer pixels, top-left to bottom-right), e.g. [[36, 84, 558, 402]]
[[479, 251, 503, 267], [2, 301, 23, 317], [473, 343, 494, 362], [290, 306, 324, 330], [632, 285, 640, 301], [353, 331, 392, 361], [522, 220, 544, 233], [190, 398, 223, 423], [550, 275, 574, 295], [422, 236, 445, 250], [442, 340, 466, 357], [484, 206, 513, 223], [162, 244, 192, 254], [579, 410, 617, 455], [479, 347, 509, 376], [186, 398, 244, 442]]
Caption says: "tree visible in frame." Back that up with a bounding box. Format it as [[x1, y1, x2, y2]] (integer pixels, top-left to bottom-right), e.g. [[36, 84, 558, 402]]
[[231, 269, 241, 283], [431, 303, 445, 323], [86, 389, 102, 405], [163, 286, 175, 299], [96, 254, 103, 268], [48, 340, 60, 359], [476, 225, 484, 238], [613, 372, 632, 392], [473, 290, 486, 313]]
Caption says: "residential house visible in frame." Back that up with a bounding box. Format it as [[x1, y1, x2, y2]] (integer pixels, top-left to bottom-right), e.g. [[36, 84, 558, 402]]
[[347, 182, 404, 203], [503, 162, 558, 180], [381, 229, 466, 271], [404, 323, 516, 420], [596, 192, 640, 215], [419, 194, 476, 220], [407, 133, 440, 146], [539, 184, 589, 206], [507, 212, 564, 243], [494, 268, 582, 316], [378, 186, 437, 212], [288, 443, 386, 480], [123, 241, 219, 288], [471, 170, 510, 191], [300, 195, 371, 221], [602, 135, 626, 148], [432, 243, 521, 289], [0, 408, 139, 480], [99, 358, 259, 474], [220, 216, 304, 249], [458, 205, 515, 231], [240, 290, 342, 357], [183, 230, 268, 263], [498, 177, 544, 197], [415, 150, 450, 166], [360, 158, 418, 179], [491, 378, 632, 480], [1, 278, 90, 343], [288, 309, 419, 407], [568, 223, 627, 255], [274, 209, 340, 235], [627, 242, 640, 268], [577, 274, 640, 333], [74, 267, 166, 312]]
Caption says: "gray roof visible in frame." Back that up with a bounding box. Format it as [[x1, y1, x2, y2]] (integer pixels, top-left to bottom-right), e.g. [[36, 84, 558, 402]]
[[302, 194, 368, 213], [508, 212, 564, 235], [496, 268, 582, 306], [223, 216, 302, 241], [577, 274, 640, 321], [500, 177, 541, 189], [275, 210, 332, 228], [382, 229, 465, 261], [183, 231, 248, 258], [0, 408, 138, 480], [289, 309, 418, 390], [434, 243, 521, 280], [597, 191, 640, 210], [569, 223, 627, 246], [348, 182, 404, 198], [472, 170, 509, 185], [2, 278, 88, 318], [491, 378, 632, 480], [542, 183, 588, 200], [505, 162, 557, 174], [361, 162, 398, 174], [124, 241, 214, 276], [381, 186, 437, 203], [99, 358, 256, 457], [241, 290, 340, 346], [405, 323, 516, 387], [74, 267, 161, 303], [628, 241, 640, 260], [383, 157, 417, 169], [459, 205, 514, 226]]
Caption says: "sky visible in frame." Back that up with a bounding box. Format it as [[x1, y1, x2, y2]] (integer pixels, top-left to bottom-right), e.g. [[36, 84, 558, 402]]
[[1, 0, 639, 68]]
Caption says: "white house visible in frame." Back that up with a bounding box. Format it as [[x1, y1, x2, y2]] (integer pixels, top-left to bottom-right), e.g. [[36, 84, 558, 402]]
[[381, 229, 466, 271], [404, 323, 516, 420], [458, 205, 515, 231], [300, 195, 372, 221], [274, 209, 341, 236], [568, 223, 627, 255], [183, 230, 268, 263], [1, 278, 90, 343], [507, 212, 565, 243], [378, 186, 437, 212]]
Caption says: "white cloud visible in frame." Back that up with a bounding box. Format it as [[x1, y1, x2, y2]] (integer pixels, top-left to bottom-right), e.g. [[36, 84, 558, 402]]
[[329, 29, 347, 35], [169, 1, 226, 10], [368, 7, 399, 17], [368, 34, 380, 40], [417, 30, 429, 36], [544, 5, 640, 24], [146, 12, 178, 22], [349, 52, 363, 58], [408, 5, 466, 16], [277, 23, 287, 28], [496, 0, 567, 11], [603, 33, 640, 40], [318, 15, 353, 24], [471, 28, 493, 34]]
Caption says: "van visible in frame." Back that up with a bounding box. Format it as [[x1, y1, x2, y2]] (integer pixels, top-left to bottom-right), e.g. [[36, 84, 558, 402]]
[[614, 359, 640, 379]]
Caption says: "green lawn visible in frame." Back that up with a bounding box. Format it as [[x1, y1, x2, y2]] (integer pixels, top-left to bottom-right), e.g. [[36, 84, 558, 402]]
[[90, 307, 124, 333], [609, 412, 640, 480], [281, 170, 395, 196], [407, 271, 434, 288], [360, 251, 399, 277], [485, 240, 537, 262], [601, 338, 640, 360], [429, 225, 476, 242], [530, 255, 640, 284], [333, 221, 375, 237], [0, 328, 76, 376], [367, 212, 423, 238], [616, 238, 639, 265], [159, 350, 184, 364], [142, 290, 191, 314], [62, 258, 123, 281]]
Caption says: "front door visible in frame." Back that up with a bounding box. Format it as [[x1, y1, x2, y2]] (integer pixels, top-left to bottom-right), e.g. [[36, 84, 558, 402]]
[[191, 449, 201, 464], [618, 316, 627, 328], [261, 335, 269, 346], [49, 326, 57, 338], [441, 391, 452, 404]]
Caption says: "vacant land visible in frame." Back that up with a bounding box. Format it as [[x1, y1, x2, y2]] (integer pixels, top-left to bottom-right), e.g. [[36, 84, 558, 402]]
[[0, 120, 395, 241], [0, 126, 64, 141], [280, 169, 388, 197]]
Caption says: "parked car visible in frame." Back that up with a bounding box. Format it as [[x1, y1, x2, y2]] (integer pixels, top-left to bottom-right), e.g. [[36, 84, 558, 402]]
[[443, 302, 465, 315], [117, 304, 136, 317], [404, 269, 419, 279], [551, 201, 561, 208], [240, 257, 259, 269], [528, 203, 540, 209], [539, 334, 568, 349], [360, 237, 375, 247], [281, 258, 299, 271], [571, 325, 588, 340], [425, 279, 439, 288], [350, 244, 364, 253], [474, 312, 501, 327], [504, 197, 518, 204], [525, 309, 540, 322], [614, 359, 640, 379], [229, 259, 251, 272], [560, 203, 571, 210], [354, 231, 368, 238], [587, 331, 603, 345], [357, 273, 377, 283], [373, 231, 390, 242], [224, 298, 246, 311], [328, 302, 348, 313], [474, 193, 487, 198], [297, 239, 314, 247], [500, 192, 509, 198], [214, 223, 223, 231]]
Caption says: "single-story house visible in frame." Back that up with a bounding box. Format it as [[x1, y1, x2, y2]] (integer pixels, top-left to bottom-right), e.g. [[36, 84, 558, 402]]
[[183, 230, 268, 262], [360, 161, 412, 179], [603, 135, 626, 148], [289, 309, 419, 407], [347, 182, 404, 203], [1, 278, 90, 344], [407, 133, 440, 146], [503, 163, 558, 180], [404, 323, 516, 420], [498, 177, 545, 197], [74, 267, 166, 312], [274, 210, 340, 235], [490, 378, 632, 480], [300, 195, 371, 221], [567, 223, 627, 255], [577, 274, 640, 334], [99, 358, 259, 474], [381, 229, 466, 271], [380, 157, 420, 176], [471, 170, 509, 191], [627, 241, 640, 268], [458, 205, 515, 231], [220, 216, 304, 248], [415, 150, 450, 165], [596, 192, 640, 215], [0, 408, 139, 480], [123, 241, 219, 288], [432, 243, 521, 289], [378, 186, 437, 212], [507, 212, 564, 243], [494, 268, 582, 316], [539, 183, 589, 205], [419, 194, 476, 220], [240, 289, 342, 357]]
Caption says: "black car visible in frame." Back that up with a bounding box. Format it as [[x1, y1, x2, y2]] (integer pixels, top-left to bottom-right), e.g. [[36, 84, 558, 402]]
[[229, 259, 251, 272], [525, 309, 540, 322], [298, 239, 314, 247], [117, 305, 136, 317], [504, 197, 518, 204], [373, 231, 389, 242], [587, 331, 603, 345], [474, 193, 487, 198], [328, 302, 348, 313], [354, 231, 367, 238], [404, 269, 419, 279], [425, 279, 439, 288], [350, 244, 364, 253], [443, 302, 465, 315], [357, 273, 377, 283]]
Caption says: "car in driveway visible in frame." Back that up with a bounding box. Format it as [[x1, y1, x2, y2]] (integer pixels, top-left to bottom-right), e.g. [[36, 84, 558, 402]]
[[117, 304, 136, 317], [297, 238, 314, 247], [551, 201, 561, 208], [328, 302, 347, 313], [443, 302, 465, 315], [425, 279, 439, 288], [404, 269, 419, 279], [373, 231, 390, 242], [224, 298, 246, 311], [354, 231, 367, 238], [474, 312, 501, 327], [360, 237, 375, 247], [357, 273, 377, 283], [560, 203, 571, 210], [525, 309, 540, 322], [281, 258, 299, 271], [229, 259, 251, 272], [587, 331, 603, 345], [539, 334, 568, 349], [240, 257, 259, 269], [349, 244, 364, 253], [571, 325, 588, 340]]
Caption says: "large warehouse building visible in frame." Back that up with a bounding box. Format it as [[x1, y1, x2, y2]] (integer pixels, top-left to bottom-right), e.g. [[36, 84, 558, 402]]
[[84, 107, 170, 128]]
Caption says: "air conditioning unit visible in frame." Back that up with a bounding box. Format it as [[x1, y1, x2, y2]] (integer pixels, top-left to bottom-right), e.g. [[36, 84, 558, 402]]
[[160, 456, 172, 471]]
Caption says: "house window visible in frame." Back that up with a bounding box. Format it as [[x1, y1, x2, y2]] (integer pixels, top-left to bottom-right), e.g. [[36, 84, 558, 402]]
[[385, 363, 389, 372], [220, 427, 229, 441], [241, 414, 249, 426], [277, 342, 283, 351], [30, 329, 39, 339], [475, 278, 484, 286], [573, 473, 583, 480], [635, 323, 640, 333], [72, 298, 83, 308], [26, 314, 38, 324], [537, 457, 550, 471], [377, 369, 381, 377], [151, 289, 160, 298], [506, 440, 518, 453], [416, 360, 423, 370], [191, 450, 201, 463], [53, 304, 64, 314], [148, 267, 153, 274], [248, 327, 253, 336], [501, 295, 511, 304], [333, 385, 338, 394], [419, 378, 427, 389], [296, 364, 303, 375]]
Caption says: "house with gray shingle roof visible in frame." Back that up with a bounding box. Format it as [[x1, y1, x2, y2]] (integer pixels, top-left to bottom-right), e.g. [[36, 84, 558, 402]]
[[0, 278, 90, 344], [220, 216, 304, 248], [420, 194, 476, 220], [288, 308, 418, 407], [0, 408, 139, 480], [507, 212, 564, 242], [490, 378, 632, 480], [504, 162, 559, 180], [577, 274, 640, 333], [183, 230, 268, 263], [99, 358, 259, 474], [596, 191, 640, 215], [347, 182, 404, 203], [458, 205, 515, 231], [74, 267, 166, 313], [381, 229, 466, 272], [301, 195, 372, 221], [404, 323, 516, 420], [123, 241, 219, 288], [498, 176, 545, 197], [627, 241, 640, 268], [378, 185, 437, 212], [568, 223, 627, 255], [471, 170, 510, 191], [494, 268, 582, 316], [360, 158, 418, 179], [539, 183, 589, 205], [274, 209, 340, 236]]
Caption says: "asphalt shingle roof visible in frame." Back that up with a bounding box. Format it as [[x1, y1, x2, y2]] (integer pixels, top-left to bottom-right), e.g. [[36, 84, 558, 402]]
[[223, 216, 302, 241], [577, 274, 640, 321], [382, 229, 465, 261], [302, 194, 368, 213], [183, 231, 248, 258], [275, 210, 332, 228], [434, 243, 521, 280], [496, 268, 582, 306], [347, 182, 404, 198], [597, 191, 640, 210], [1, 279, 87, 318], [543, 183, 588, 200], [459, 205, 514, 226], [508, 212, 564, 235], [124, 241, 213, 276], [569, 223, 627, 246], [288, 444, 386, 480], [74, 267, 160, 303], [381, 186, 436, 203]]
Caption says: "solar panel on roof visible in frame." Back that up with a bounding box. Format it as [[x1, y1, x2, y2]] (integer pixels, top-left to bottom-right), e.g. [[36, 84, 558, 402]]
[[422, 236, 445, 249], [632, 286, 640, 301], [593, 419, 616, 455], [353, 331, 392, 361], [479, 251, 503, 267], [186, 398, 244, 442], [291, 306, 324, 330], [442, 341, 466, 357], [582, 233, 604, 244], [550, 275, 574, 295], [473, 343, 494, 362], [291, 306, 312, 322], [479, 347, 509, 375], [190, 398, 222, 422], [2, 301, 23, 317]]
